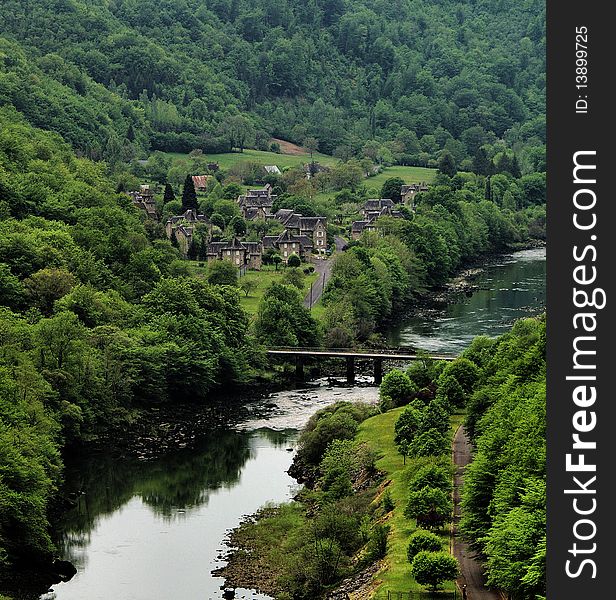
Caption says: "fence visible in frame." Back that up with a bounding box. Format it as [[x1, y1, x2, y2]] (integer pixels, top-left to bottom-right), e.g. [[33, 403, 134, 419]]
[[372, 591, 459, 600]]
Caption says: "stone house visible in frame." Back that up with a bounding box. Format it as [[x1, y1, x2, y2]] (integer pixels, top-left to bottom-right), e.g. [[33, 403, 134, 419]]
[[207, 238, 262, 270], [362, 199, 395, 220], [171, 225, 195, 256], [165, 209, 210, 256], [129, 185, 158, 220], [351, 219, 376, 240], [273, 211, 328, 254], [237, 184, 277, 220], [401, 182, 429, 207], [262, 230, 313, 263], [192, 175, 210, 193], [165, 209, 209, 238]]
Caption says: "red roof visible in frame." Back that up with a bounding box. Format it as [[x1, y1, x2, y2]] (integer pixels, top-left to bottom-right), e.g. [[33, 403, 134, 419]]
[[192, 175, 209, 190]]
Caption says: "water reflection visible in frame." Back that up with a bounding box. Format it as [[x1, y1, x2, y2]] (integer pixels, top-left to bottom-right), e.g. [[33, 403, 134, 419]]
[[43, 429, 298, 600]]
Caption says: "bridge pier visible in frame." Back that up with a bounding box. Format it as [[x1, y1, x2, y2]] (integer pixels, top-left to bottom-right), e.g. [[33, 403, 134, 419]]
[[295, 355, 304, 381], [374, 358, 383, 385], [346, 356, 355, 384]]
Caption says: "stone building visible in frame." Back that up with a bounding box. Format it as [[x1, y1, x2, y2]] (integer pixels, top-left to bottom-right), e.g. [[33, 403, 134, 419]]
[[206, 238, 262, 270], [129, 185, 158, 220]]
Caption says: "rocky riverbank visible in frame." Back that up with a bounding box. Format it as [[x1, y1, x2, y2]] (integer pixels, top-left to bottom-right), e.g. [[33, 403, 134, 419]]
[[402, 240, 546, 322]]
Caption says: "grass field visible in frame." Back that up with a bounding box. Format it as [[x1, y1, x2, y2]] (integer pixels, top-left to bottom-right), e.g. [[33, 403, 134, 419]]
[[367, 165, 436, 190], [157, 148, 436, 192], [162, 148, 338, 170], [184, 261, 318, 315], [237, 267, 319, 314], [357, 407, 464, 597]]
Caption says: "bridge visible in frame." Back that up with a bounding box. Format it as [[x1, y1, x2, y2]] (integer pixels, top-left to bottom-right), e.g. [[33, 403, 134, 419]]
[[266, 347, 456, 384]]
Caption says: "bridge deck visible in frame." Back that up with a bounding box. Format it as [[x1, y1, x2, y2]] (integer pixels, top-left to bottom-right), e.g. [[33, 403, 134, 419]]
[[266, 348, 456, 361]]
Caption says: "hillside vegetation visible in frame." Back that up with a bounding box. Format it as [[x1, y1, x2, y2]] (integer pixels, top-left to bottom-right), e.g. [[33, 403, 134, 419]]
[[1, 0, 545, 169]]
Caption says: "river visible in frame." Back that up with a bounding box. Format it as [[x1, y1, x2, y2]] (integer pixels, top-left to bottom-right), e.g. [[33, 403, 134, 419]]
[[32, 247, 544, 600]]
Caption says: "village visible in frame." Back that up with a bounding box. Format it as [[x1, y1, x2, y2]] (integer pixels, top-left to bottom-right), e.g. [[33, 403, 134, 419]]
[[129, 165, 429, 272]]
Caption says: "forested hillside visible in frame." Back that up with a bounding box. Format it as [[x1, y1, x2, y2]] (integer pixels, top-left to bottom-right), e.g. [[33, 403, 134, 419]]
[[0, 107, 257, 572], [0, 0, 546, 588], [1, 0, 545, 167], [461, 318, 546, 599]]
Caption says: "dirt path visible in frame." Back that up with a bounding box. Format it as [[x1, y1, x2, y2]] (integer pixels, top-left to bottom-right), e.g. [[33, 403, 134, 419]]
[[453, 426, 501, 600]]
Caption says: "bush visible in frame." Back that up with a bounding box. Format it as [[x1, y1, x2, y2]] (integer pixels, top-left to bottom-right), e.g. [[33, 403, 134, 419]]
[[440, 357, 480, 395], [411, 551, 459, 591], [393, 404, 422, 459], [404, 486, 452, 529], [435, 373, 465, 408], [290, 402, 375, 482], [380, 369, 417, 410], [382, 488, 394, 513], [207, 260, 238, 286], [408, 428, 449, 458], [407, 530, 443, 562], [288, 253, 301, 268], [409, 464, 452, 493], [419, 400, 451, 436]]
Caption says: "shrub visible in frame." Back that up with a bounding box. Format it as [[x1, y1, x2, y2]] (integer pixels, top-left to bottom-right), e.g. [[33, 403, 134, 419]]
[[366, 524, 390, 560], [288, 253, 301, 268], [409, 464, 452, 493], [436, 373, 465, 407], [408, 428, 449, 457], [394, 404, 422, 459], [407, 530, 443, 562], [404, 486, 452, 529], [441, 357, 480, 394], [419, 399, 450, 436], [380, 369, 417, 410], [382, 488, 395, 513], [411, 551, 459, 591]]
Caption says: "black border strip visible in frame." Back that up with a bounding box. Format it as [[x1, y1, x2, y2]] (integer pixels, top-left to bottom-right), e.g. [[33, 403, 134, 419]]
[[547, 2, 612, 597]]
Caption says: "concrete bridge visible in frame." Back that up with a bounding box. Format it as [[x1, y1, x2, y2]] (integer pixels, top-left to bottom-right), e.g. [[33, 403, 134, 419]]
[[266, 347, 457, 384]]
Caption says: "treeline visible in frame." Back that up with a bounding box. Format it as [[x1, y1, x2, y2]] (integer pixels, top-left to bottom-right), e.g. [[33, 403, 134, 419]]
[[375, 317, 545, 597], [1, 0, 544, 166], [0, 109, 257, 572], [461, 318, 546, 600], [322, 172, 545, 346]]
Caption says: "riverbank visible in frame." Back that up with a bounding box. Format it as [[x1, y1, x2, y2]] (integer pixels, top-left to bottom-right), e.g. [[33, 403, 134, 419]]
[[404, 240, 546, 324], [216, 405, 465, 599]]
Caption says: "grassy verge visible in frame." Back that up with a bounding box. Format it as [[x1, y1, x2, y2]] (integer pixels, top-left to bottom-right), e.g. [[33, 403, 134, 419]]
[[238, 268, 319, 314], [356, 408, 465, 596]]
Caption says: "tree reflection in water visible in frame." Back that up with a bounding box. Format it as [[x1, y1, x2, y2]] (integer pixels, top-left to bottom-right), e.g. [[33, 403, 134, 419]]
[[54, 428, 295, 568]]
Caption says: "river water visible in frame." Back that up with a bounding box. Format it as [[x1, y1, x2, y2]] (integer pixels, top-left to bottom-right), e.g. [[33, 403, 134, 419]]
[[35, 247, 545, 600]]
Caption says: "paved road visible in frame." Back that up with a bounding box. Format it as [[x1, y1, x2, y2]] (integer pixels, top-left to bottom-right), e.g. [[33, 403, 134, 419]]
[[453, 426, 501, 600], [303, 236, 346, 308]]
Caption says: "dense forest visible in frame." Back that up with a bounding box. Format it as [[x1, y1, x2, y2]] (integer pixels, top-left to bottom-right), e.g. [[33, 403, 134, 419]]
[[0, 107, 259, 573], [461, 318, 546, 600], [1, 0, 545, 169]]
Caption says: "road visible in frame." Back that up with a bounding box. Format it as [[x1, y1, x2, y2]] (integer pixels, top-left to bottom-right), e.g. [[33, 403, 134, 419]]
[[453, 426, 501, 600], [303, 236, 346, 308]]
